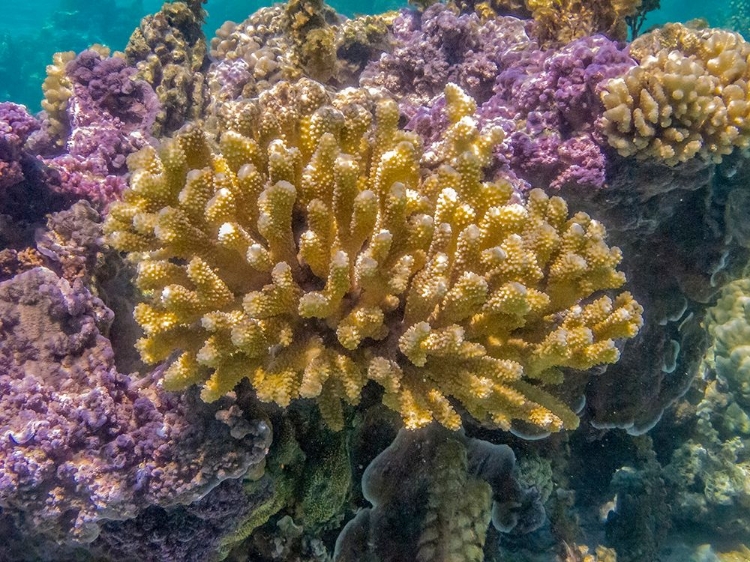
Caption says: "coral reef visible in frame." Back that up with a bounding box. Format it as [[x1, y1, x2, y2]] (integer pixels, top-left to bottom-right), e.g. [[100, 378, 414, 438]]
[[125, 1, 209, 136], [7, 0, 750, 560], [599, 23, 750, 166], [41, 48, 160, 208], [334, 425, 544, 561], [0, 267, 271, 544], [105, 78, 641, 433], [362, 6, 636, 191]]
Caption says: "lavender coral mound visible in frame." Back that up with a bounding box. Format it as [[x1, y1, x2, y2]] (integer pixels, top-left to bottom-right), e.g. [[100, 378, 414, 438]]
[[43, 49, 159, 208], [361, 4, 535, 109], [364, 6, 636, 191], [95, 478, 272, 562], [0, 267, 270, 544], [480, 34, 636, 191], [0, 102, 41, 190]]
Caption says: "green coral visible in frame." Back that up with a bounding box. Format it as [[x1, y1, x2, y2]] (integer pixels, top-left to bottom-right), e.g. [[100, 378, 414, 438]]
[[299, 431, 352, 527], [416, 438, 492, 562]]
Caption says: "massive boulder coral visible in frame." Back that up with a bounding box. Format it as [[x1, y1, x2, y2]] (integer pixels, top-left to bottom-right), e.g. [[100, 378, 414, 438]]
[[0, 102, 42, 191], [362, 6, 635, 191], [125, 1, 209, 136], [599, 23, 750, 166], [207, 0, 392, 116], [105, 78, 642, 434], [0, 267, 271, 544]]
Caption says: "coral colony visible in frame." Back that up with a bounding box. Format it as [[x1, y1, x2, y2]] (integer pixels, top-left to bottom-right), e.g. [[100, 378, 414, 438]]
[[2, 0, 750, 560]]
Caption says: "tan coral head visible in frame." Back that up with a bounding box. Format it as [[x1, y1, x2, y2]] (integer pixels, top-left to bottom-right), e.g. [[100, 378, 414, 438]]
[[105, 80, 643, 433]]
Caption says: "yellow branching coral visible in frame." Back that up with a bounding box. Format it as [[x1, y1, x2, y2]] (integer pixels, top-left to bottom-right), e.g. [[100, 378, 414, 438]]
[[599, 24, 750, 166], [106, 79, 642, 433]]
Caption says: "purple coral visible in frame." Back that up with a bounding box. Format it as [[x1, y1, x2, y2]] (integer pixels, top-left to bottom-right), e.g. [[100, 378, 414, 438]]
[[361, 5, 535, 113], [0, 267, 270, 544], [0, 102, 41, 191], [482, 34, 636, 191], [364, 7, 636, 192], [43, 50, 160, 209]]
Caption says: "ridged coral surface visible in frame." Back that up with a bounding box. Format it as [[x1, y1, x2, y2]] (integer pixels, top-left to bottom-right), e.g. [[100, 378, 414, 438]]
[[105, 78, 642, 433], [599, 23, 750, 166]]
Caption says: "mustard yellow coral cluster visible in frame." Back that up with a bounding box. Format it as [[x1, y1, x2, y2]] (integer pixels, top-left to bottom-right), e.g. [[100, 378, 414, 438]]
[[599, 23, 750, 166], [105, 79, 642, 433], [526, 0, 641, 45]]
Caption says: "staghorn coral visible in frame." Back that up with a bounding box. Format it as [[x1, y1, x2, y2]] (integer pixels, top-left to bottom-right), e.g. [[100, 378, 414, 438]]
[[599, 24, 750, 166], [105, 78, 641, 433], [125, 1, 208, 136]]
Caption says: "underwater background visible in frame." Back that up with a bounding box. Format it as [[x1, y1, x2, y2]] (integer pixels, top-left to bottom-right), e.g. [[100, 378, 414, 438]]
[[0, 0, 740, 110], [4, 0, 750, 561]]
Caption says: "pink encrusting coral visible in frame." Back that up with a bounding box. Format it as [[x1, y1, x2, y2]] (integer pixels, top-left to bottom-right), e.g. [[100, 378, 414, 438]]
[[0, 102, 41, 191], [363, 5, 636, 191], [40, 49, 160, 209], [0, 267, 270, 544]]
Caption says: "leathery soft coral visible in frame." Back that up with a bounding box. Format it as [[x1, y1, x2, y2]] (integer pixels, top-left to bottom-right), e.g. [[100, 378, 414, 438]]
[[105, 79, 642, 433], [599, 23, 750, 166]]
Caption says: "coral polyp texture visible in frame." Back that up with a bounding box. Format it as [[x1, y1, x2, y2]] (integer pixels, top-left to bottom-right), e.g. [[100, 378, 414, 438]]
[[599, 23, 750, 166], [105, 78, 642, 433]]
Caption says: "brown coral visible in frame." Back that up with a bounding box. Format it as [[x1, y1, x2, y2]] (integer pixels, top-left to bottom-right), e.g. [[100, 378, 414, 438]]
[[125, 1, 209, 136], [526, 0, 642, 45]]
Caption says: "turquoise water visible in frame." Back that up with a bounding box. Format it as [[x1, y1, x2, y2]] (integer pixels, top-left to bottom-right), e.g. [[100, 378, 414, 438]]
[[0, 0, 742, 111]]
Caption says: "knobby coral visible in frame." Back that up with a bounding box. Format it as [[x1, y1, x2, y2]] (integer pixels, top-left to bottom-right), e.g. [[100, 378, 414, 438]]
[[599, 23, 750, 166], [105, 79, 642, 433], [525, 0, 642, 45], [0, 267, 270, 544]]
